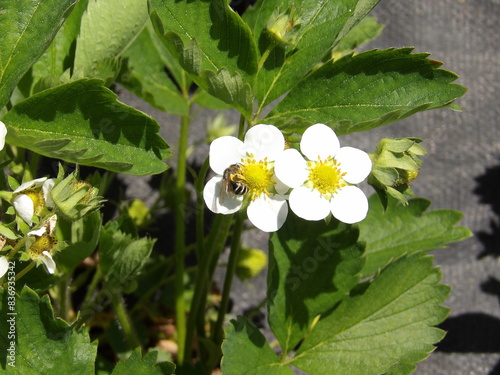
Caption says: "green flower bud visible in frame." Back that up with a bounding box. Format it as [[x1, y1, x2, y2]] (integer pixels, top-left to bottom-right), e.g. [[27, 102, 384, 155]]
[[266, 7, 301, 46], [206, 114, 237, 143], [236, 247, 267, 281], [368, 138, 427, 205], [127, 199, 151, 228], [50, 167, 104, 221]]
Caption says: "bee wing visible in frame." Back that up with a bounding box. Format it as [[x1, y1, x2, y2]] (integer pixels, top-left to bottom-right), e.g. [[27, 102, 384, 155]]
[[219, 176, 231, 205]]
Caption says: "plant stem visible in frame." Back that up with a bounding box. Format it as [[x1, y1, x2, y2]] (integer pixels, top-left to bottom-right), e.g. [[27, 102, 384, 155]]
[[14, 262, 34, 282], [81, 267, 102, 313], [184, 185, 232, 361], [183, 157, 210, 361], [111, 292, 141, 350], [194, 157, 210, 260], [238, 114, 246, 139], [213, 212, 245, 345], [58, 275, 73, 321], [174, 107, 191, 364]]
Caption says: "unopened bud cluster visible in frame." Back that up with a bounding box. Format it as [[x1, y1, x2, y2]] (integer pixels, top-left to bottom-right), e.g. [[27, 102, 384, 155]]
[[368, 138, 427, 205]]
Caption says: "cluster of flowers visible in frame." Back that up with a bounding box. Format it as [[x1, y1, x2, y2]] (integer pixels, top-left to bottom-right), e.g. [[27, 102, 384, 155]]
[[0, 121, 102, 279], [203, 123, 372, 232]]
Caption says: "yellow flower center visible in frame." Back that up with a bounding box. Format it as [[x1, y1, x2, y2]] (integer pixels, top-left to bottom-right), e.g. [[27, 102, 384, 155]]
[[24, 189, 45, 215], [306, 157, 346, 200], [238, 155, 276, 200], [28, 234, 57, 258]]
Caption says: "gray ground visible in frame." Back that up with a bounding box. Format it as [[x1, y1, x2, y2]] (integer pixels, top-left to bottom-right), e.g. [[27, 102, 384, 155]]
[[119, 1, 500, 374]]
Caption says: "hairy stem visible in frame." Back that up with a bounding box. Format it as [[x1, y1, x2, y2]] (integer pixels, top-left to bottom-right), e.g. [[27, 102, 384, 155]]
[[112, 292, 141, 350], [174, 105, 191, 364], [213, 212, 245, 345]]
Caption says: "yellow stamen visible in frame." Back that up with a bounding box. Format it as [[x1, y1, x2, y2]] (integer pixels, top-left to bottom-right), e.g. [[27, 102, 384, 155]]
[[237, 156, 276, 200], [306, 157, 346, 200]]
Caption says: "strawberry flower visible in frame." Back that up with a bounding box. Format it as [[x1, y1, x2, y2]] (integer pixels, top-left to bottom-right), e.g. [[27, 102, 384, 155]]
[[203, 124, 289, 232], [275, 123, 372, 224]]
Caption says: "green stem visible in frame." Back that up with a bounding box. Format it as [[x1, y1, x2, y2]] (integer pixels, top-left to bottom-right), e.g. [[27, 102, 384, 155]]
[[194, 157, 210, 260], [238, 114, 246, 139], [111, 292, 141, 350], [14, 262, 34, 282], [1, 261, 34, 289], [81, 267, 102, 312], [213, 212, 245, 345], [184, 158, 229, 361], [257, 40, 277, 71], [58, 275, 73, 321], [174, 107, 191, 364]]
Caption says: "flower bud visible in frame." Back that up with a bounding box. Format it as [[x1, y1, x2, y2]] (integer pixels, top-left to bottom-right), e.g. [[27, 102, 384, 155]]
[[266, 7, 301, 46], [50, 168, 104, 221], [236, 247, 267, 281], [206, 114, 237, 143], [368, 138, 427, 205]]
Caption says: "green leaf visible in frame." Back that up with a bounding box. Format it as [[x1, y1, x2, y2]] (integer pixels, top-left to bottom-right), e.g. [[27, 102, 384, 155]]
[[330, 16, 384, 60], [73, 0, 149, 82], [99, 222, 155, 290], [290, 254, 449, 375], [54, 211, 102, 273], [0, 0, 78, 108], [264, 48, 467, 135], [118, 23, 189, 116], [0, 287, 97, 374], [251, 0, 381, 112], [358, 195, 472, 277], [3, 79, 170, 175], [221, 317, 294, 375], [268, 213, 364, 354], [31, 0, 88, 92], [149, 0, 258, 117], [111, 348, 175, 375]]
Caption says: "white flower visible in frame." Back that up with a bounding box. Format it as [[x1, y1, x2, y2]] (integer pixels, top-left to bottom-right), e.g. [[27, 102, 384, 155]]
[[203, 124, 289, 232], [0, 256, 8, 278], [27, 215, 58, 274], [12, 177, 55, 226], [275, 123, 372, 224], [0, 121, 7, 151]]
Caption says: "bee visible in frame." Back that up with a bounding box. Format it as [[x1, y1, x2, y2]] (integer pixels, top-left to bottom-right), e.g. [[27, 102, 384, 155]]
[[220, 164, 249, 203]]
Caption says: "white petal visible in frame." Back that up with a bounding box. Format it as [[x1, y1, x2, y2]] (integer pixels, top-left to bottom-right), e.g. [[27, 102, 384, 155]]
[[247, 195, 288, 232], [273, 175, 290, 196], [330, 186, 369, 224], [28, 226, 46, 237], [274, 148, 308, 188], [42, 178, 56, 208], [335, 147, 372, 184], [13, 194, 34, 226], [0, 257, 8, 278], [203, 176, 243, 215], [300, 123, 340, 161], [0, 121, 7, 151], [13, 177, 47, 194], [209, 136, 244, 175], [289, 186, 330, 221], [243, 124, 285, 161], [41, 251, 56, 274]]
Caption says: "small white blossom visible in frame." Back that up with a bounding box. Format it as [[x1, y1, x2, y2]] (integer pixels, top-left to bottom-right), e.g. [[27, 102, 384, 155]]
[[0, 256, 8, 278], [27, 215, 58, 274], [0, 121, 6, 151], [275, 123, 372, 224], [203, 124, 289, 232], [12, 177, 55, 226]]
